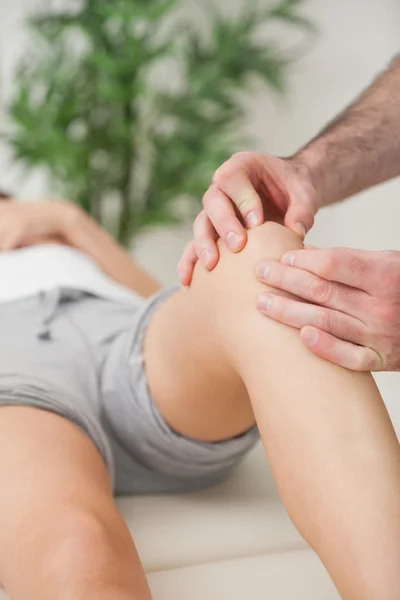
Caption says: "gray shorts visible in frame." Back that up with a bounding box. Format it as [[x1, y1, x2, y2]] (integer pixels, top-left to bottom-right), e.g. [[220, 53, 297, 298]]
[[0, 288, 259, 495]]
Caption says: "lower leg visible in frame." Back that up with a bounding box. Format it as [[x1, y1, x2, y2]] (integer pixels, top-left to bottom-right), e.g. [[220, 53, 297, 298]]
[[0, 407, 151, 600], [146, 221, 400, 598]]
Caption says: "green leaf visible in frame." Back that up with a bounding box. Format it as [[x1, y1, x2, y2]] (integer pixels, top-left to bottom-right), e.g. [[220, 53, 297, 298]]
[[6, 0, 313, 244]]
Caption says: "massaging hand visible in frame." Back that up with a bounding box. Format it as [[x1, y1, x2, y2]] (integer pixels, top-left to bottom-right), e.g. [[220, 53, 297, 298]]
[[0, 201, 75, 250], [255, 247, 400, 371], [178, 152, 319, 284]]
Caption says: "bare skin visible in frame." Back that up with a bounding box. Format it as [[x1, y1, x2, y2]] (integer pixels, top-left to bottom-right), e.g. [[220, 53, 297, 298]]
[[0, 407, 152, 600], [0, 202, 399, 598], [0, 201, 160, 297], [149, 222, 400, 598], [179, 54, 400, 371]]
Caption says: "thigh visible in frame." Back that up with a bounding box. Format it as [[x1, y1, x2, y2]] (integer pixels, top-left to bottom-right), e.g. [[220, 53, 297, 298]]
[[0, 293, 114, 481], [142, 222, 303, 444], [99, 288, 259, 495], [0, 406, 149, 600], [144, 289, 256, 442]]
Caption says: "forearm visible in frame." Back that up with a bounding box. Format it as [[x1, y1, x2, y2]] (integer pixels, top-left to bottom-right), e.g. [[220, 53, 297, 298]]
[[294, 54, 400, 206], [63, 206, 161, 298]]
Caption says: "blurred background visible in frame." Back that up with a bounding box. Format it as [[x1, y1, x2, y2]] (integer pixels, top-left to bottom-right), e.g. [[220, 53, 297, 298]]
[[0, 0, 400, 430]]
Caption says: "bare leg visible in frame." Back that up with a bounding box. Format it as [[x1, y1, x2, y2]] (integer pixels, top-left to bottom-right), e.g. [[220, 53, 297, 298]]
[[0, 407, 151, 600], [145, 221, 400, 598]]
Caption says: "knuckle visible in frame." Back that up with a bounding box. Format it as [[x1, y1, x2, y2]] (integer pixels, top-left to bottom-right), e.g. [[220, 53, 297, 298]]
[[318, 252, 337, 280], [370, 300, 398, 327], [236, 193, 254, 212], [213, 158, 244, 187], [202, 187, 215, 208], [356, 324, 374, 348], [344, 320, 365, 345], [212, 162, 233, 186], [193, 211, 207, 233], [321, 248, 364, 280], [317, 308, 335, 334], [194, 210, 207, 226], [308, 277, 332, 304]]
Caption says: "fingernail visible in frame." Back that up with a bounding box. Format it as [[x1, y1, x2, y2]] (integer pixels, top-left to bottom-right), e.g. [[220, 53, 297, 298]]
[[257, 293, 273, 313], [282, 252, 295, 266], [256, 264, 270, 280], [226, 231, 242, 251], [246, 211, 260, 228], [301, 327, 319, 346], [294, 222, 306, 239], [200, 248, 212, 267]]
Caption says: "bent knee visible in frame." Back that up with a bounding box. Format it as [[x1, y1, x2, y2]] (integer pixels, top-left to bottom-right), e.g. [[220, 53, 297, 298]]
[[214, 221, 303, 289], [191, 221, 303, 315], [234, 221, 304, 265], [40, 508, 128, 587], [186, 222, 305, 369]]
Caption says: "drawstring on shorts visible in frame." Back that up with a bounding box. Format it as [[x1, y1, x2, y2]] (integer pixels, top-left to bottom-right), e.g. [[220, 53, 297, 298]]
[[37, 288, 83, 341]]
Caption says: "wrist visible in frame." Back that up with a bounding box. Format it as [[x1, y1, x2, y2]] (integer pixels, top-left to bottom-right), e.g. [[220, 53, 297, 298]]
[[286, 151, 323, 212], [291, 148, 330, 210]]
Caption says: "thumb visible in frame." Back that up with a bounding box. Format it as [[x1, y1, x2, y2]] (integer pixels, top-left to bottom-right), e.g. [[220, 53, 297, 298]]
[[284, 201, 315, 240]]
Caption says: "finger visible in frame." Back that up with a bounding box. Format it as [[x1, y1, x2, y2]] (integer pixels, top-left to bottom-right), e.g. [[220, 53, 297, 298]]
[[202, 184, 248, 253], [256, 292, 369, 346], [280, 247, 374, 292], [177, 241, 198, 286], [212, 166, 264, 228], [300, 326, 385, 371], [256, 261, 368, 317], [284, 203, 315, 239], [192, 210, 220, 270]]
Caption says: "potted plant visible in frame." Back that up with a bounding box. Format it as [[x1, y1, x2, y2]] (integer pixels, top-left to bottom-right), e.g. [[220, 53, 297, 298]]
[[5, 0, 312, 244]]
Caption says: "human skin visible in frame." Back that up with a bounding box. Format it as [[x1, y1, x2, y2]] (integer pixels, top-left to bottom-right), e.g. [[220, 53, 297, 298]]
[[0, 200, 161, 297], [0, 206, 399, 597], [180, 54, 400, 371]]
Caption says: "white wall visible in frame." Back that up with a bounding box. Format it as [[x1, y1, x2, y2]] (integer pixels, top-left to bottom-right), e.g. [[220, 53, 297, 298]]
[[1, 0, 400, 427]]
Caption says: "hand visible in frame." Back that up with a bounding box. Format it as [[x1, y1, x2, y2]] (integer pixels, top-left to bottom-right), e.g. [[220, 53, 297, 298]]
[[178, 152, 319, 285], [255, 247, 400, 371], [0, 201, 77, 250]]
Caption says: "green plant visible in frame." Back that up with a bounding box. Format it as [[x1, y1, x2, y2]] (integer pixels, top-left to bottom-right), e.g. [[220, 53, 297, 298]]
[[6, 0, 312, 244]]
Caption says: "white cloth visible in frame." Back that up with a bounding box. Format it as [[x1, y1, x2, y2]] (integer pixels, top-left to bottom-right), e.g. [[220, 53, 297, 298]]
[[0, 244, 140, 304]]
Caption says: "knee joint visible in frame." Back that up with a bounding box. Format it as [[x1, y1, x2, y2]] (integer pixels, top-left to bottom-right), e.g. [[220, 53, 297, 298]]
[[241, 221, 304, 265], [40, 508, 122, 587]]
